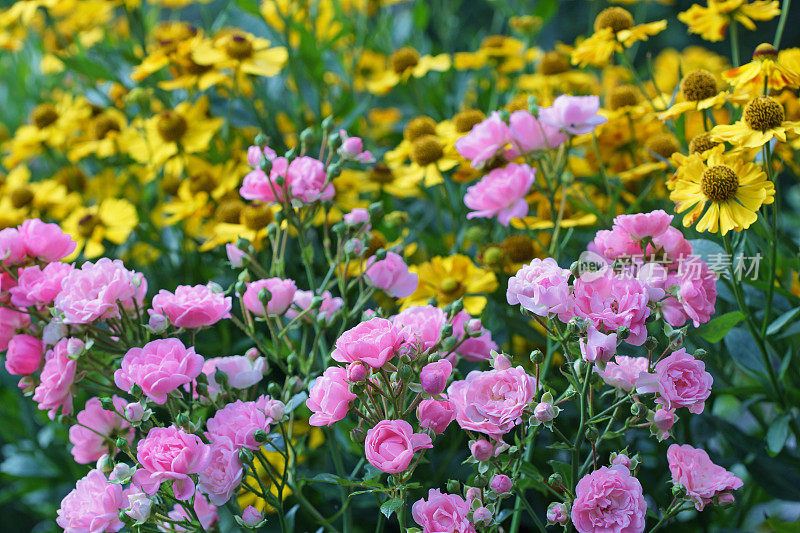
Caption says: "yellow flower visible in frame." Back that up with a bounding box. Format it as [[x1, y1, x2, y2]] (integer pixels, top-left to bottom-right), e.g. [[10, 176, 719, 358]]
[[193, 29, 288, 80], [400, 254, 498, 315], [678, 0, 780, 42], [723, 43, 800, 95], [62, 198, 138, 258], [366, 47, 450, 95], [454, 35, 534, 74], [658, 69, 732, 120], [199, 203, 278, 251], [670, 145, 774, 234], [131, 22, 199, 82], [571, 7, 666, 67], [652, 46, 729, 94], [710, 96, 800, 148], [68, 108, 127, 162]]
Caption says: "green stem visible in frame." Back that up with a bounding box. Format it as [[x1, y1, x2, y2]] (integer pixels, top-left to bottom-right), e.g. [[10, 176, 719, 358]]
[[773, 0, 792, 47], [730, 20, 740, 67]]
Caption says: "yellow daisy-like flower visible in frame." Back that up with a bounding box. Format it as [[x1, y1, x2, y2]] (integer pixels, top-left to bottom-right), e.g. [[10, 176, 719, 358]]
[[723, 43, 800, 95], [366, 46, 451, 95], [670, 145, 774, 234], [571, 7, 666, 68], [710, 96, 800, 148], [400, 254, 498, 315], [193, 30, 288, 79], [678, 0, 780, 42], [658, 69, 732, 120], [68, 108, 127, 162], [62, 198, 139, 258], [199, 203, 278, 252], [393, 134, 460, 188], [652, 46, 729, 94], [453, 35, 536, 74]]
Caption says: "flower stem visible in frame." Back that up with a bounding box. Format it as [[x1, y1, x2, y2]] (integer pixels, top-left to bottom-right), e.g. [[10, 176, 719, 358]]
[[773, 0, 792, 47]]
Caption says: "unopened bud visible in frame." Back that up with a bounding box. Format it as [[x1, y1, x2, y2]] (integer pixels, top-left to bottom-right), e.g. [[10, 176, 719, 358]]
[[253, 429, 268, 443], [529, 349, 544, 365], [644, 336, 658, 351]]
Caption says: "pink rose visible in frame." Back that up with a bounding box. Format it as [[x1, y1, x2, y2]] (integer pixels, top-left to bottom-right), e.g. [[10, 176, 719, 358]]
[[307, 366, 357, 426], [571, 465, 647, 533], [450, 311, 497, 361], [114, 338, 204, 404], [448, 366, 536, 440], [343, 207, 371, 228], [197, 437, 244, 505], [69, 396, 134, 464], [455, 111, 510, 169], [205, 395, 284, 450], [596, 356, 649, 392], [547, 502, 569, 524], [417, 397, 456, 434], [507, 258, 571, 316], [649, 226, 692, 263], [150, 284, 232, 329], [473, 506, 492, 527], [286, 289, 343, 325], [133, 426, 212, 500], [165, 492, 218, 530], [420, 359, 453, 395], [539, 94, 607, 135], [33, 339, 76, 419], [507, 110, 567, 156], [364, 419, 432, 473], [287, 156, 335, 203], [464, 163, 535, 226], [4, 333, 44, 375], [0, 227, 26, 266], [18, 218, 77, 262], [331, 317, 402, 368], [652, 408, 676, 440], [0, 307, 30, 351], [470, 439, 494, 461], [240, 156, 288, 204], [591, 227, 642, 261], [226, 243, 247, 267], [10, 262, 73, 308], [412, 489, 475, 533], [490, 474, 512, 494], [636, 349, 712, 414], [393, 305, 447, 353], [243, 277, 297, 316], [614, 210, 673, 241], [661, 262, 717, 328], [246, 145, 276, 168], [57, 469, 125, 532], [533, 402, 557, 424], [579, 326, 618, 363], [199, 355, 265, 399], [667, 444, 743, 511], [365, 252, 418, 298]]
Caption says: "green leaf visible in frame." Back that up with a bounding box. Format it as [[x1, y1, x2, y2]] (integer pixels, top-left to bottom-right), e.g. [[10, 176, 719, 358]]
[[767, 414, 791, 456], [380, 497, 404, 518], [694, 311, 745, 343], [233, 0, 262, 16], [767, 307, 800, 336]]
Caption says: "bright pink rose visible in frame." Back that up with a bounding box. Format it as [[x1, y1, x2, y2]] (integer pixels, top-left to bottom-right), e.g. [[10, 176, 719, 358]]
[[165, 493, 218, 530], [241, 506, 264, 528], [307, 366, 357, 426], [240, 156, 288, 204], [346, 361, 368, 382], [596, 356, 649, 392], [18, 218, 77, 262], [636, 349, 712, 414], [539, 94, 607, 135], [33, 339, 76, 419], [364, 419, 432, 473], [420, 359, 452, 395], [450, 311, 497, 361], [417, 397, 456, 434], [343, 207, 371, 228], [286, 289, 343, 325], [54, 258, 147, 324], [649, 226, 692, 263], [197, 437, 244, 505], [0, 227, 26, 266], [507, 258, 571, 316], [246, 145, 277, 168], [652, 408, 676, 440], [150, 284, 232, 329], [393, 305, 447, 353], [547, 502, 569, 524], [365, 252, 418, 298], [464, 163, 535, 226], [507, 110, 567, 155], [448, 366, 536, 440], [200, 355, 265, 399], [571, 465, 647, 533], [0, 307, 30, 351], [286, 156, 335, 203], [56, 469, 124, 532], [470, 439, 494, 461], [243, 277, 297, 316], [412, 489, 475, 533], [667, 444, 743, 511], [114, 338, 204, 404], [205, 395, 284, 450], [591, 228, 642, 261], [69, 396, 134, 464], [10, 262, 73, 308], [454, 111, 510, 169], [4, 333, 44, 375], [490, 474, 512, 494], [614, 210, 673, 241], [661, 262, 717, 327], [331, 317, 402, 368], [579, 326, 617, 363], [133, 426, 212, 500]]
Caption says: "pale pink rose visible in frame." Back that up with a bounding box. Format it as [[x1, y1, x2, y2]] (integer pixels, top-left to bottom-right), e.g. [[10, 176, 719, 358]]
[[18, 218, 77, 262], [614, 210, 673, 241], [246, 145, 276, 168], [465, 486, 482, 505], [464, 163, 535, 226], [56, 469, 125, 532], [547, 502, 569, 524], [165, 492, 218, 531], [533, 402, 557, 424], [661, 263, 717, 327], [393, 305, 447, 353], [241, 506, 263, 527], [10, 262, 73, 308], [470, 439, 494, 461], [331, 317, 402, 368], [205, 395, 284, 450], [286, 289, 343, 325], [450, 311, 497, 361], [150, 284, 232, 329], [364, 419, 433, 473], [596, 356, 649, 392], [507, 258, 571, 316], [0, 227, 26, 266], [417, 397, 456, 434], [473, 506, 492, 527], [455, 112, 510, 169], [571, 465, 646, 533], [307, 366, 357, 426], [365, 252, 418, 298], [636, 349, 712, 414], [346, 361, 368, 382], [343, 208, 371, 228], [579, 326, 617, 363], [652, 408, 676, 440], [225, 243, 247, 267], [197, 437, 244, 505], [648, 226, 692, 263], [69, 396, 133, 464], [612, 453, 632, 469], [591, 227, 642, 261], [286, 156, 335, 203], [490, 474, 512, 494], [667, 444, 743, 511], [0, 307, 30, 351], [539, 94, 607, 135], [54, 258, 147, 324], [412, 489, 475, 533], [239, 156, 288, 204], [114, 338, 204, 404], [33, 339, 76, 419], [4, 333, 44, 375], [133, 426, 212, 500], [199, 355, 265, 399], [448, 366, 536, 440], [243, 277, 297, 316], [125, 488, 152, 522], [339, 131, 374, 163], [507, 110, 567, 156], [421, 359, 453, 395]]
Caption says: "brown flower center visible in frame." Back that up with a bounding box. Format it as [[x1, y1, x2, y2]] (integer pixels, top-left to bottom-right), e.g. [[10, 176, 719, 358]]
[[404, 116, 437, 142], [453, 109, 485, 134], [753, 43, 778, 60], [701, 165, 738, 202], [241, 204, 273, 230], [594, 7, 634, 34], [501, 235, 537, 264], [10, 186, 34, 209], [390, 47, 420, 74], [681, 70, 718, 102], [411, 135, 444, 166], [743, 96, 784, 131], [538, 51, 570, 75], [226, 34, 254, 60], [645, 133, 680, 161], [55, 166, 88, 192], [189, 172, 217, 194], [367, 163, 396, 184], [215, 200, 244, 223], [93, 115, 121, 140], [156, 111, 188, 142], [688, 132, 719, 154], [607, 85, 639, 110], [78, 213, 101, 237], [32, 104, 59, 129]]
